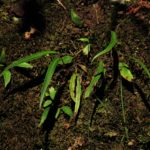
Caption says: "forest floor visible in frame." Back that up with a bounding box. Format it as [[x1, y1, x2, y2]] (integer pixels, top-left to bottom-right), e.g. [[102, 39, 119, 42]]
[[0, 0, 150, 150]]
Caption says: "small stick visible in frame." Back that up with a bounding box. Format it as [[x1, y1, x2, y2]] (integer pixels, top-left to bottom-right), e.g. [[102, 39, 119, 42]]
[[56, 0, 66, 10]]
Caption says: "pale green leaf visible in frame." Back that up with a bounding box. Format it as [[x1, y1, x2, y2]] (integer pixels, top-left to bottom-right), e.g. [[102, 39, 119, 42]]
[[59, 55, 73, 65], [43, 100, 52, 108], [45, 91, 49, 97], [104, 131, 118, 137], [55, 108, 61, 119], [2, 70, 11, 87], [74, 74, 82, 114], [83, 44, 91, 55], [49, 87, 57, 100], [61, 106, 73, 117], [40, 58, 60, 108], [69, 73, 77, 102], [38, 107, 50, 127], [16, 62, 33, 68], [92, 31, 117, 62], [119, 62, 134, 82], [79, 38, 89, 43]]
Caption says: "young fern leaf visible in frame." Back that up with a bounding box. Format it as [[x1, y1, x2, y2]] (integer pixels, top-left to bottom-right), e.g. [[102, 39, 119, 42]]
[[92, 31, 117, 62], [84, 61, 105, 99], [40, 58, 60, 108]]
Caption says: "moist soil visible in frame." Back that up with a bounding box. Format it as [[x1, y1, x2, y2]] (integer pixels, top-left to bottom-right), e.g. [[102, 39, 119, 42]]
[[0, 0, 150, 150]]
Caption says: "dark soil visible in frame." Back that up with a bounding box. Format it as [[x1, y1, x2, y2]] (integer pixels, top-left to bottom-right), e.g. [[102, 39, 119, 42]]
[[0, 0, 150, 150]]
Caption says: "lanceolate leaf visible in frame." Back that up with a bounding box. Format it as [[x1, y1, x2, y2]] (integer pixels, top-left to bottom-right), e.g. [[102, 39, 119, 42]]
[[69, 73, 77, 102], [49, 87, 57, 100], [40, 58, 60, 108], [83, 44, 91, 55], [55, 106, 73, 119], [61, 106, 73, 117], [74, 74, 82, 114], [0, 50, 57, 76], [69, 73, 82, 116], [38, 107, 50, 127], [55, 108, 61, 119], [84, 61, 105, 99], [119, 62, 134, 82], [43, 100, 52, 108], [59, 55, 73, 65], [16, 62, 33, 69], [70, 9, 83, 27], [2, 70, 11, 87], [92, 31, 117, 62], [78, 38, 89, 43]]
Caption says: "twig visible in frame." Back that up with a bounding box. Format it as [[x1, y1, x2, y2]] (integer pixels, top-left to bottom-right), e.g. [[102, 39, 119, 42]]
[[56, 0, 66, 10]]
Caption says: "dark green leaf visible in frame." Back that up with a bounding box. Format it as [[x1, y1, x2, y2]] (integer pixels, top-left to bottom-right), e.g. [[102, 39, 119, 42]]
[[71, 9, 83, 27]]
